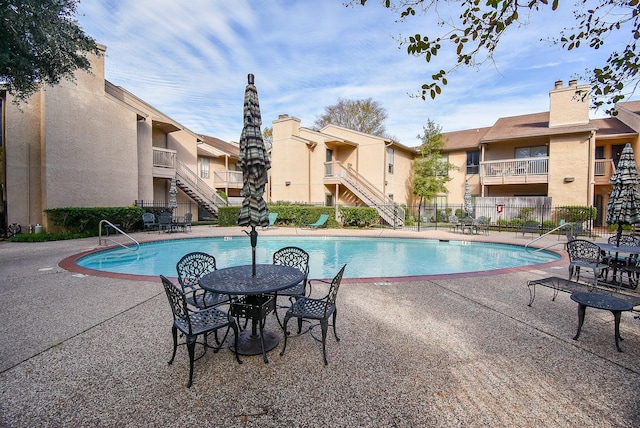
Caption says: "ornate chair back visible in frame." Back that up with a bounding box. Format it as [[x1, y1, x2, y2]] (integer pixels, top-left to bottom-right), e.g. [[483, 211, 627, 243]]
[[176, 252, 217, 293]]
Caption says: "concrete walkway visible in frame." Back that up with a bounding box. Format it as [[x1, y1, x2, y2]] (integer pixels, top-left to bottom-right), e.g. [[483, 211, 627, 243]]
[[1, 226, 639, 427]]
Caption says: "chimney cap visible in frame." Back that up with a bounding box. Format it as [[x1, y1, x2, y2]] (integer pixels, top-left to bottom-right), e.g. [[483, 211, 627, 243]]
[[554, 80, 563, 89]]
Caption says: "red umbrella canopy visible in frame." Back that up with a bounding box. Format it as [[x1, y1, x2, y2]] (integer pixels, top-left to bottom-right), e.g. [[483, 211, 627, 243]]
[[237, 73, 271, 228]]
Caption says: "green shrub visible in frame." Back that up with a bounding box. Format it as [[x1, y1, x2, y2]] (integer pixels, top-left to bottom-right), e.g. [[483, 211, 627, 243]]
[[217, 205, 339, 228], [339, 206, 379, 227], [555, 206, 597, 222], [44, 206, 145, 235]]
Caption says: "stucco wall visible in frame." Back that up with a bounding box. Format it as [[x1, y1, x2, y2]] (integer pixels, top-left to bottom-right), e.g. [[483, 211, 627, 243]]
[[548, 134, 592, 205], [5, 92, 43, 227], [42, 79, 138, 210]]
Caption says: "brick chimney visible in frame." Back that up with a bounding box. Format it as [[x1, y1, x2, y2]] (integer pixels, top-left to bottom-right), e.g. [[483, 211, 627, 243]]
[[549, 79, 590, 127]]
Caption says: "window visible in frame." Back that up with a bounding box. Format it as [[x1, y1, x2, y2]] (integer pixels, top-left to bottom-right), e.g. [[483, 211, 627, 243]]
[[515, 145, 547, 158], [466, 151, 479, 174], [387, 148, 394, 174], [200, 157, 210, 178], [325, 193, 334, 207]]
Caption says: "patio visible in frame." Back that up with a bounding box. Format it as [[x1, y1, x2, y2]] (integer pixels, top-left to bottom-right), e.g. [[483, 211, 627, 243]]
[[1, 226, 639, 427]]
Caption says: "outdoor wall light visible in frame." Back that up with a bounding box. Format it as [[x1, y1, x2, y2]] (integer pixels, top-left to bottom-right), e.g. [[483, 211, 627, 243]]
[[564, 176, 575, 183], [285, 181, 291, 186]]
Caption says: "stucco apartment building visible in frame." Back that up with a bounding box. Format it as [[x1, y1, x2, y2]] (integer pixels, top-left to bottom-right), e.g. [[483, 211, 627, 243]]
[[271, 80, 640, 228], [1, 45, 241, 232], [2, 43, 640, 232]]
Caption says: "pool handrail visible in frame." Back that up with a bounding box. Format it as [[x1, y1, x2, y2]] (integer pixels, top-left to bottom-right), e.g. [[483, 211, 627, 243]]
[[524, 223, 574, 253], [98, 220, 140, 251]]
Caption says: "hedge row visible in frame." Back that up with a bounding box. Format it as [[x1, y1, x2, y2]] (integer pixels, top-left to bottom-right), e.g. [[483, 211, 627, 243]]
[[44, 206, 145, 235], [217, 205, 379, 228]]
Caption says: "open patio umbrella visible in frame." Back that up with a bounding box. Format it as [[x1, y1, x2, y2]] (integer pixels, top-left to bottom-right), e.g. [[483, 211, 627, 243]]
[[237, 73, 271, 276], [463, 180, 473, 217], [606, 143, 640, 246]]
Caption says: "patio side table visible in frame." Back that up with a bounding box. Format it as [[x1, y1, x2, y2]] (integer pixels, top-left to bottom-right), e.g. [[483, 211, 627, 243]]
[[570, 292, 633, 352]]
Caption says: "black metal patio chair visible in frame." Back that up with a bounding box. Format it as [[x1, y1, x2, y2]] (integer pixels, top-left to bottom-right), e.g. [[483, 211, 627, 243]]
[[566, 239, 608, 287], [160, 275, 242, 388], [271, 246, 310, 327], [280, 264, 346, 365], [176, 252, 227, 309]]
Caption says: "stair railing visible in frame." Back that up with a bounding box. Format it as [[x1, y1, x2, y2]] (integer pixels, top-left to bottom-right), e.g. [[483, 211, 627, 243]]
[[176, 161, 228, 207]]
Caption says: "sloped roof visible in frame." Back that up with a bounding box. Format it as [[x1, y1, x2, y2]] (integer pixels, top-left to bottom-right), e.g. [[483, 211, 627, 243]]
[[199, 135, 239, 157], [590, 117, 636, 137], [481, 111, 597, 142], [617, 100, 640, 115], [440, 127, 492, 151]]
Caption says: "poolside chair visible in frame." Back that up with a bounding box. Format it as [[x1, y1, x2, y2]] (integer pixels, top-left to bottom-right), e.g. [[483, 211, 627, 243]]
[[176, 252, 227, 309], [280, 264, 346, 365], [142, 212, 157, 232], [158, 212, 173, 233], [566, 239, 608, 287], [160, 275, 241, 388], [475, 216, 489, 235], [179, 212, 192, 232], [271, 246, 310, 327], [306, 214, 329, 229], [448, 215, 460, 232], [265, 212, 278, 229]]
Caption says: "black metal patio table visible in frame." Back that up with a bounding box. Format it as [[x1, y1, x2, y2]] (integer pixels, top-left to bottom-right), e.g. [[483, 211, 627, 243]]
[[570, 292, 633, 352], [597, 243, 640, 286], [199, 264, 304, 363]]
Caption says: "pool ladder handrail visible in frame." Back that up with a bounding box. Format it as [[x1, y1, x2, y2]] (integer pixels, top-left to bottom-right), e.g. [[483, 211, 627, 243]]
[[98, 220, 140, 251], [524, 223, 574, 253]]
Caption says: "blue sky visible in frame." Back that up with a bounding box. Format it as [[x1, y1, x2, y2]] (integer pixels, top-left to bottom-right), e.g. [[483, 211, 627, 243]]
[[76, 0, 634, 146]]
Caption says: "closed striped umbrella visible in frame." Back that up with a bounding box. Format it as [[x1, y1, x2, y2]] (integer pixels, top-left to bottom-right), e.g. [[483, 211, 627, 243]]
[[606, 143, 640, 246], [237, 74, 271, 275]]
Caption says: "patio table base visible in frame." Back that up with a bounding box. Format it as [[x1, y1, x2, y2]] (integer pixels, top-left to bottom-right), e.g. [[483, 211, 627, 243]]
[[229, 330, 279, 356]]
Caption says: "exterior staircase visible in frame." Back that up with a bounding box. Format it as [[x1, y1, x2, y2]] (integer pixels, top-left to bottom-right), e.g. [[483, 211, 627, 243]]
[[175, 161, 227, 217], [326, 162, 404, 227]]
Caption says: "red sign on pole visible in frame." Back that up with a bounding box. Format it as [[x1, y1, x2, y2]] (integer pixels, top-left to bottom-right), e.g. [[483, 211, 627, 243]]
[[496, 204, 504, 214]]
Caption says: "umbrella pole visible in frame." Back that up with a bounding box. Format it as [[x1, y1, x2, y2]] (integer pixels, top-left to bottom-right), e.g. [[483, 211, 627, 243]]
[[616, 224, 623, 247], [250, 225, 258, 276]]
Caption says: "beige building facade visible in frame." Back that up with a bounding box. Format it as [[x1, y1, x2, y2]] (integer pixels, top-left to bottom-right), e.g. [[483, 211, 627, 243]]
[[1, 45, 239, 232], [3, 44, 640, 232]]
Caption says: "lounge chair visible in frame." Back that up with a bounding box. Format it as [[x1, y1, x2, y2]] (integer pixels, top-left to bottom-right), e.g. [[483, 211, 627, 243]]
[[265, 212, 278, 229], [306, 214, 329, 229]]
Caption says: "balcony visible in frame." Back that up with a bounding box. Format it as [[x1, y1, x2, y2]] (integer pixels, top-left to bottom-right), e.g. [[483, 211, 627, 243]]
[[214, 170, 243, 189], [152, 147, 176, 178], [594, 159, 615, 185], [480, 157, 549, 185]]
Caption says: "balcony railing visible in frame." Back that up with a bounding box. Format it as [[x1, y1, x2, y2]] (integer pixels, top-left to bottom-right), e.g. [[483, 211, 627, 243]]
[[214, 170, 243, 188], [594, 159, 615, 185], [480, 157, 549, 185], [152, 147, 176, 168]]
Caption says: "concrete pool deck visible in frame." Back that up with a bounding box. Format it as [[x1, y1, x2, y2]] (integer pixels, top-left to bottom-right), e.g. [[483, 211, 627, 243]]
[[1, 226, 639, 426]]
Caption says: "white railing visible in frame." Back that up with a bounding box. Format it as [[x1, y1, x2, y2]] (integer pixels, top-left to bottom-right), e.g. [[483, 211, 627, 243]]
[[176, 161, 228, 207], [214, 170, 243, 187], [594, 159, 615, 177], [326, 161, 405, 226], [152, 147, 176, 168], [480, 157, 548, 177]]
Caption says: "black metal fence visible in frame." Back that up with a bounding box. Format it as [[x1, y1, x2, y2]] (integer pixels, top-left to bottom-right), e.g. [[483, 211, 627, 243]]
[[387, 202, 607, 238]]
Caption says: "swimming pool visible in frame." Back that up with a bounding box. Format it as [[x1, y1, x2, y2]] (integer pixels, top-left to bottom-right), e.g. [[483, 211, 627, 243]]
[[74, 236, 561, 280]]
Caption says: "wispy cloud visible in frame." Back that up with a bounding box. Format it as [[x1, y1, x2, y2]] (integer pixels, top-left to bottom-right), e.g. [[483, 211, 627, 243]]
[[77, 0, 633, 145]]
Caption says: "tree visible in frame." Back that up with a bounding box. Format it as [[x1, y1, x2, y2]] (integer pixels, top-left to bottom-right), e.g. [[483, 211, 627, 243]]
[[0, 0, 100, 102], [353, 0, 640, 114], [314, 98, 389, 136], [262, 127, 273, 151], [412, 119, 457, 208]]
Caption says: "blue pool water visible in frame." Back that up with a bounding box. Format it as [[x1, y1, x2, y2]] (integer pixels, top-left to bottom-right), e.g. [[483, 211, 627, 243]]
[[76, 236, 560, 279]]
